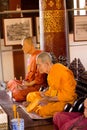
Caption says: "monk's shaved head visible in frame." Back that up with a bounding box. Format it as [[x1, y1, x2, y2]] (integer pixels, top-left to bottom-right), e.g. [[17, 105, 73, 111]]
[[22, 36, 36, 54], [22, 37, 35, 46], [36, 52, 52, 63]]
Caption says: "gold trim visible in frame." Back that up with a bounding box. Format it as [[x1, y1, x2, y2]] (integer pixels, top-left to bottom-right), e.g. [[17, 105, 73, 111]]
[[48, 1, 54, 7], [41, 10, 65, 32], [56, 0, 62, 9], [41, 0, 47, 10]]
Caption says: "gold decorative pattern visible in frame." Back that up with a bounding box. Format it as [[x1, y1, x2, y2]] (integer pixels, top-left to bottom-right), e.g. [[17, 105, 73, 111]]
[[48, 1, 54, 7], [56, 0, 62, 9], [42, 10, 65, 32], [41, 0, 62, 10], [41, 0, 47, 10]]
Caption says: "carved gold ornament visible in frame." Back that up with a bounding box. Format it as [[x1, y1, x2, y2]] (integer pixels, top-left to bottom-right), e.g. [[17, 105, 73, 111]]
[[41, 0, 62, 10], [41, 0, 47, 10], [43, 10, 65, 32], [48, 1, 54, 7], [56, 0, 62, 9]]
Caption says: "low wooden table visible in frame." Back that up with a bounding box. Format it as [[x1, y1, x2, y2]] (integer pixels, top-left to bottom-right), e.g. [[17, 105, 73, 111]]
[[0, 90, 53, 130]]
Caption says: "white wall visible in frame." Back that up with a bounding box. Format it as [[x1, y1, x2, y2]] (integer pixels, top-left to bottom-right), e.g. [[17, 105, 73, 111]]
[[0, 39, 29, 81], [0, 39, 14, 81], [69, 34, 87, 70]]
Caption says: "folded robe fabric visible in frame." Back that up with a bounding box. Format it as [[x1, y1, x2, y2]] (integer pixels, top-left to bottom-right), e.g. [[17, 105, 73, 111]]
[[26, 98, 40, 112]]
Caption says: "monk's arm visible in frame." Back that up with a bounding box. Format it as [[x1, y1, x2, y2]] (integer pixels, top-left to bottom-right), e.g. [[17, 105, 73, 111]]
[[45, 96, 58, 102], [38, 96, 58, 106], [40, 91, 58, 102], [22, 80, 36, 86]]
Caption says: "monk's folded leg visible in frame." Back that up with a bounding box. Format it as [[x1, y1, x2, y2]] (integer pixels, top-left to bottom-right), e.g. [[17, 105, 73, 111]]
[[12, 89, 29, 101], [26, 91, 41, 102], [12, 86, 40, 101], [35, 102, 66, 117]]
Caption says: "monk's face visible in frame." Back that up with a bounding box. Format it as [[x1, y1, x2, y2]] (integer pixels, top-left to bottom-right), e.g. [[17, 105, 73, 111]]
[[22, 40, 32, 54], [36, 58, 48, 74]]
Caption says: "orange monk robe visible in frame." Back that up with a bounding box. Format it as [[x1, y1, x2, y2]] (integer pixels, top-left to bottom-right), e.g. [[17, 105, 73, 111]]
[[7, 50, 47, 101], [26, 63, 77, 117]]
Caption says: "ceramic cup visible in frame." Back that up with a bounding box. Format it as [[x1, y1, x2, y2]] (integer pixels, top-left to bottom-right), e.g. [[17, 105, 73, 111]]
[[11, 118, 24, 130]]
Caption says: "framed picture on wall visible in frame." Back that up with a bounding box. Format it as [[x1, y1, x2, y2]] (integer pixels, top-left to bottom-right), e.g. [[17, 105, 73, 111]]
[[36, 17, 40, 43], [74, 15, 87, 41], [3, 17, 33, 46]]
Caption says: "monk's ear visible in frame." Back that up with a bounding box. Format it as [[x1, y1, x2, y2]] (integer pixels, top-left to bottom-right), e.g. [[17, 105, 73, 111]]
[[45, 61, 50, 66]]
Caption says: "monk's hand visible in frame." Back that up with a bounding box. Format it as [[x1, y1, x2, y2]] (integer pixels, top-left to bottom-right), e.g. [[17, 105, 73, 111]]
[[22, 80, 35, 87], [16, 81, 28, 90], [38, 97, 49, 106], [16, 85, 28, 90], [16, 85, 22, 90], [22, 80, 29, 86], [40, 91, 45, 97]]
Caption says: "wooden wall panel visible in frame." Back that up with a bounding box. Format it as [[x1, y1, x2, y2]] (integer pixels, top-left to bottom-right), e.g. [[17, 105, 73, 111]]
[[0, 0, 9, 38], [13, 45, 25, 80], [9, 0, 21, 17], [8, 0, 25, 80], [21, 0, 39, 10], [21, 0, 39, 36], [9, 0, 21, 10]]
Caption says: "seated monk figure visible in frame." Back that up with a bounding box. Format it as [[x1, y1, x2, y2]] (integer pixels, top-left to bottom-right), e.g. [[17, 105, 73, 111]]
[[53, 98, 87, 130], [23, 52, 77, 117], [7, 37, 47, 101]]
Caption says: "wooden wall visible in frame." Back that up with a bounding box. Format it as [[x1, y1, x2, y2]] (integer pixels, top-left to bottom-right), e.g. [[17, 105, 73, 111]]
[[9, 0, 21, 10], [8, 0, 24, 80], [8, 0, 39, 80]]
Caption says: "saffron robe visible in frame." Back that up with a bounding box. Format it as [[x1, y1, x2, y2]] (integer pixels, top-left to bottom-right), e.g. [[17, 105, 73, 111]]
[[7, 50, 47, 101], [53, 112, 87, 130], [26, 63, 77, 117]]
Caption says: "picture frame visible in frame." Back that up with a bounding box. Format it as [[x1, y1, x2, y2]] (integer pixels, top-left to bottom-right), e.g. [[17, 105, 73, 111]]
[[36, 17, 40, 43], [74, 15, 87, 41], [3, 17, 33, 46]]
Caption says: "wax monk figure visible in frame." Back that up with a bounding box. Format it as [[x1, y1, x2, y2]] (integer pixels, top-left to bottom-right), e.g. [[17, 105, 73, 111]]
[[24, 52, 77, 117], [7, 37, 47, 101], [53, 98, 87, 130]]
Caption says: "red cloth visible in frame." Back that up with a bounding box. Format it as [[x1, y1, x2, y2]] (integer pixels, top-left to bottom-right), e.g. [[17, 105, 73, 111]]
[[53, 112, 87, 130], [7, 50, 47, 101]]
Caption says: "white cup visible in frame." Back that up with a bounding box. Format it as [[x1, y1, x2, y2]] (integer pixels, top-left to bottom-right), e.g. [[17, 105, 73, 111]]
[[11, 118, 24, 130]]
